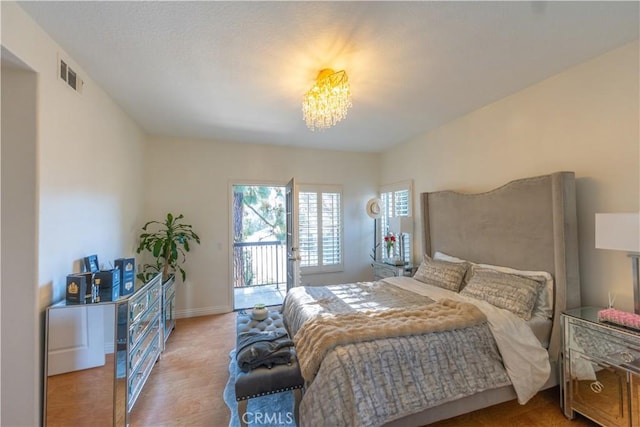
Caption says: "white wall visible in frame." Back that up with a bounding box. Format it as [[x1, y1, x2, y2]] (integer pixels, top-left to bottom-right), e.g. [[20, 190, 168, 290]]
[[1, 3, 147, 424], [1, 56, 38, 427], [381, 41, 640, 312], [143, 136, 379, 315]]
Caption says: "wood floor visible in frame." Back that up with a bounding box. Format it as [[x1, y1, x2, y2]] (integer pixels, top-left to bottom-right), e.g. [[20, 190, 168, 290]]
[[51, 311, 599, 426]]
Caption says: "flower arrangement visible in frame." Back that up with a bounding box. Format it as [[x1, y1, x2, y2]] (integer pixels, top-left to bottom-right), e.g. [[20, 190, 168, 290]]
[[384, 234, 396, 258]]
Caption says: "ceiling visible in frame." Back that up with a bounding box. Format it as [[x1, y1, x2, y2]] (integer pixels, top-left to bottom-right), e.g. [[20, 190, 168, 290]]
[[17, 1, 639, 152]]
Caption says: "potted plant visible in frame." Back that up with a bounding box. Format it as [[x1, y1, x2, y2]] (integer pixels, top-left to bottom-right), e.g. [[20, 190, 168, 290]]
[[136, 213, 201, 283]]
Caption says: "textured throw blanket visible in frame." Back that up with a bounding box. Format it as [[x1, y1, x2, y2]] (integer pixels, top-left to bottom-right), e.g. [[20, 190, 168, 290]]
[[294, 298, 487, 381], [283, 281, 436, 338], [236, 330, 294, 372]]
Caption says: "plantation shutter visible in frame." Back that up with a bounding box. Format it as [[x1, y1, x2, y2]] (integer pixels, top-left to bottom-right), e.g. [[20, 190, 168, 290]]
[[321, 192, 341, 266], [298, 186, 343, 272], [298, 192, 318, 268], [380, 181, 413, 262]]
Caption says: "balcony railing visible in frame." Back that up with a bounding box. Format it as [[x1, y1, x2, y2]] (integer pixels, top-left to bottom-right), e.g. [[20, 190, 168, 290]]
[[233, 241, 286, 289]]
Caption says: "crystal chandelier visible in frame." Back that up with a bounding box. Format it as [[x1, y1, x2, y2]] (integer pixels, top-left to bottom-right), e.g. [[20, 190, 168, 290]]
[[302, 68, 352, 131]]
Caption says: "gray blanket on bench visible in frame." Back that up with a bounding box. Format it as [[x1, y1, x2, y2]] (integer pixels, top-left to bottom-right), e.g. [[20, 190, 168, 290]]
[[236, 330, 294, 372]]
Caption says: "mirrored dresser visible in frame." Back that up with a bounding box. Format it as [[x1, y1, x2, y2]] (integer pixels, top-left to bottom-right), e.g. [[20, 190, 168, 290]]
[[562, 307, 640, 427], [44, 273, 163, 426]]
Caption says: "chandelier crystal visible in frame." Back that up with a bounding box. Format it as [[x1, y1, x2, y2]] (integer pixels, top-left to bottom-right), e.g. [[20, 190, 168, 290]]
[[302, 68, 352, 131]]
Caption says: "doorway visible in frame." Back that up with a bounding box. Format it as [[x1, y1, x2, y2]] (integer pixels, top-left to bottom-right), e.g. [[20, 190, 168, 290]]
[[232, 184, 287, 310]]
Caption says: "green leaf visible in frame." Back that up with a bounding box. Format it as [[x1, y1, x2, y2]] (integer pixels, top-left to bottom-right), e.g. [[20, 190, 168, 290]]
[[152, 240, 163, 257], [136, 213, 200, 282]]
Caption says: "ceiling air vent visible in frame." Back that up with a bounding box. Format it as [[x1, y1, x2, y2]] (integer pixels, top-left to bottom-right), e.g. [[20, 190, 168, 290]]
[[58, 56, 83, 93]]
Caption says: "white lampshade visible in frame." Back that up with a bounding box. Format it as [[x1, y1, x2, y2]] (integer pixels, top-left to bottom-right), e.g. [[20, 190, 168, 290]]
[[595, 213, 640, 252], [388, 216, 413, 235], [388, 217, 401, 235], [399, 216, 413, 234]]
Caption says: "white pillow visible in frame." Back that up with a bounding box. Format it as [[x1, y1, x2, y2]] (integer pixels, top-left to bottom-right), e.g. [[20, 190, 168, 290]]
[[434, 251, 554, 319], [433, 251, 466, 264]]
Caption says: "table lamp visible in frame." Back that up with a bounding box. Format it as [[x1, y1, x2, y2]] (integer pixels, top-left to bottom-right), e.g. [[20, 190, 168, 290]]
[[389, 216, 413, 264], [595, 213, 640, 313]]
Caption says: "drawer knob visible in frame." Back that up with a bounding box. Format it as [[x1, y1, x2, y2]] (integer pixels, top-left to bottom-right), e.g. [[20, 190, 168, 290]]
[[590, 381, 604, 394], [621, 351, 635, 363]]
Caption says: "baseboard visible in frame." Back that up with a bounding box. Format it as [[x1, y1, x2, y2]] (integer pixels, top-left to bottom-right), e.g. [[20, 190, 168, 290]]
[[176, 305, 231, 319]]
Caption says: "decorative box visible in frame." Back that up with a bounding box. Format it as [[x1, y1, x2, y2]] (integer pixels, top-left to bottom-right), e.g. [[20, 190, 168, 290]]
[[598, 308, 640, 330], [66, 274, 88, 304], [78, 272, 95, 302], [94, 269, 121, 302], [114, 257, 136, 296]]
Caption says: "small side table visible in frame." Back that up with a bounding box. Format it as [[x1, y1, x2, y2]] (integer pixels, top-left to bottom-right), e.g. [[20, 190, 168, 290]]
[[372, 261, 416, 281]]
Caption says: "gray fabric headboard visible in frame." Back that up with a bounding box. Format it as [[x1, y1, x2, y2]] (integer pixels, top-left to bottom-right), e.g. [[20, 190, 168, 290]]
[[420, 171, 580, 360]]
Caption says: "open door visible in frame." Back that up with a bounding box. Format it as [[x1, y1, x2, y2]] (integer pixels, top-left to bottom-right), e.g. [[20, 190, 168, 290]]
[[286, 178, 300, 290]]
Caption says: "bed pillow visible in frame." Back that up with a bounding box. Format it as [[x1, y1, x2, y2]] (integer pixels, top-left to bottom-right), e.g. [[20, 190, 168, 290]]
[[434, 251, 554, 320], [460, 267, 544, 320], [433, 251, 474, 286], [413, 255, 469, 292], [474, 263, 554, 320]]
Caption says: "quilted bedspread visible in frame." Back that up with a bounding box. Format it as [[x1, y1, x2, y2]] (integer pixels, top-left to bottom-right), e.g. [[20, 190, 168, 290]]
[[294, 298, 487, 382], [283, 278, 550, 427]]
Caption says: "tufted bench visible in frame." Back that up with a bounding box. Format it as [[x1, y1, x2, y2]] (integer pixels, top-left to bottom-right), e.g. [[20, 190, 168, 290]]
[[235, 310, 304, 427]]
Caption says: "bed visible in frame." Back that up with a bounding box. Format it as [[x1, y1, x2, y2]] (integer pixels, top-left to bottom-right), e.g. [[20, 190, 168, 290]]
[[282, 171, 581, 427]]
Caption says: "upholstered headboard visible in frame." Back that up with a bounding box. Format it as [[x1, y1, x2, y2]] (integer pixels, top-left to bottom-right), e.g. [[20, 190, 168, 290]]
[[420, 172, 580, 360]]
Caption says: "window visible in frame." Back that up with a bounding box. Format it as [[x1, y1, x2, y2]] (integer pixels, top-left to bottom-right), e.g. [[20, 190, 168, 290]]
[[380, 181, 413, 263], [298, 185, 343, 273]]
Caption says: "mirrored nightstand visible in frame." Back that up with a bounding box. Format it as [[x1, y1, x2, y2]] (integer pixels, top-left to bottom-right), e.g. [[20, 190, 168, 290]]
[[372, 261, 416, 281]]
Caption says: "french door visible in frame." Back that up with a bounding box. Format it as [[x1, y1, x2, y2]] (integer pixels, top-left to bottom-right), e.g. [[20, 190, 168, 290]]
[[231, 180, 298, 309], [286, 178, 300, 290]]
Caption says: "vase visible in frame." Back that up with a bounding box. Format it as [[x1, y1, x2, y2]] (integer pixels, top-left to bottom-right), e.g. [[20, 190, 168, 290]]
[[386, 247, 392, 259], [252, 303, 268, 321]]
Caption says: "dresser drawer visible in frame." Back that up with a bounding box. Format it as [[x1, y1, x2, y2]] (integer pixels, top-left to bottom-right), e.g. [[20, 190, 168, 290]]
[[164, 276, 176, 300], [568, 318, 640, 370], [130, 291, 150, 323], [129, 299, 161, 347], [129, 312, 161, 373], [129, 279, 161, 322], [149, 280, 161, 305], [569, 349, 630, 427], [128, 330, 161, 411]]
